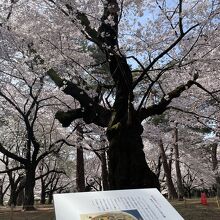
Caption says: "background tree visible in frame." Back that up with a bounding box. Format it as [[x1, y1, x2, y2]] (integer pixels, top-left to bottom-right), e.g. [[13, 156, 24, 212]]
[[0, 35, 73, 209], [159, 138, 178, 199], [0, 175, 9, 206]]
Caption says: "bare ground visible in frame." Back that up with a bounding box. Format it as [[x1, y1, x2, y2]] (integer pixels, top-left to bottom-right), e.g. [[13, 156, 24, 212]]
[[0, 198, 219, 220], [0, 206, 55, 220], [171, 198, 220, 220]]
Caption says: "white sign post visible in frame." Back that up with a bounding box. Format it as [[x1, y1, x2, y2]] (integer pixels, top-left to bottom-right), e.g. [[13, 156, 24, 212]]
[[54, 188, 184, 220]]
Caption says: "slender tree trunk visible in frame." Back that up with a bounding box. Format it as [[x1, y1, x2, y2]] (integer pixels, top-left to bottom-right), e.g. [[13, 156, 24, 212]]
[[216, 176, 220, 199], [0, 195, 3, 206], [188, 189, 192, 198], [16, 175, 26, 206], [0, 190, 3, 206], [155, 155, 162, 178], [211, 143, 220, 199], [159, 139, 178, 199], [0, 180, 3, 206], [76, 125, 85, 192], [101, 151, 109, 190], [40, 183, 46, 204], [7, 172, 18, 207], [48, 192, 53, 204], [8, 186, 18, 207], [173, 123, 184, 200], [16, 189, 24, 206], [76, 146, 85, 192], [168, 147, 173, 173], [23, 166, 36, 210]]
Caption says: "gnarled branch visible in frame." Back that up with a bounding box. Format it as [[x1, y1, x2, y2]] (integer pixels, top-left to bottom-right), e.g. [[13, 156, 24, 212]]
[[139, 74, 198, 121], [47, 69, 111, 127]]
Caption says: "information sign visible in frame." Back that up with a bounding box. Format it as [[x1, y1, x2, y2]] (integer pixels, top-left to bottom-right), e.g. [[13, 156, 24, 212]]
[[54, 188, 184, 220]]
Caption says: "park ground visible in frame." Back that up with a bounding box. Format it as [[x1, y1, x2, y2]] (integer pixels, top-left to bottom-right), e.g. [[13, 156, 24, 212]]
[[0, 198, 219, 220], [171, 198, 220, 220]]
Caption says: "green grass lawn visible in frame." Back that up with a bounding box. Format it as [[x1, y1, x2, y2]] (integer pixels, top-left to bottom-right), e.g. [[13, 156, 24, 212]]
[[0, 198, 219, 220]]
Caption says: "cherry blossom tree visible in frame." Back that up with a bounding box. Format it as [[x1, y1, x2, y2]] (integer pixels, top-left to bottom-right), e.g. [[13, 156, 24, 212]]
[[37, 158, 69, 204], [44, 0, 214, 190], [0, 31, 74, 209], [0, 175, 10, 206], [1, 0, 219, 192]]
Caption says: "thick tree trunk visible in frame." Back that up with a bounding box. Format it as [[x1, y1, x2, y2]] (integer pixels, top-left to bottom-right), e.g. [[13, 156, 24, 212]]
[[23, 167, 36, 210], [49, 54, 161, 190], [159, 139, 178, 199], [174, 124, 184, 200], [107, 117, 160, 190], [105, 47, 160, 190]]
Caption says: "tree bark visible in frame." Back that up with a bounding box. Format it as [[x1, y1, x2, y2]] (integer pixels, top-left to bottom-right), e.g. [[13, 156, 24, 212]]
[[0, 195, 3, 206], [23, 166, 36, 210], [40, 183, 46, 204], [15, 175, 26, 206], [107, 113, 160, 190], [76, 125, 85, 192], [159, 139, 178, 199], [48, 191, 53, 204], [155, 155, 162, 179], [211, 143, 220, 199], [76, 146, 85, 192], [216, 176, 220, 199], [101, 151, 109, 190], [173, 123, 184, 200], [184, 186, 192, 198], [16, 189, 24, 206], [7, 173, 22, 207], [0, 180, 3, 206], [8, 188, 17, 206], [8, 186, 23, 207]]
